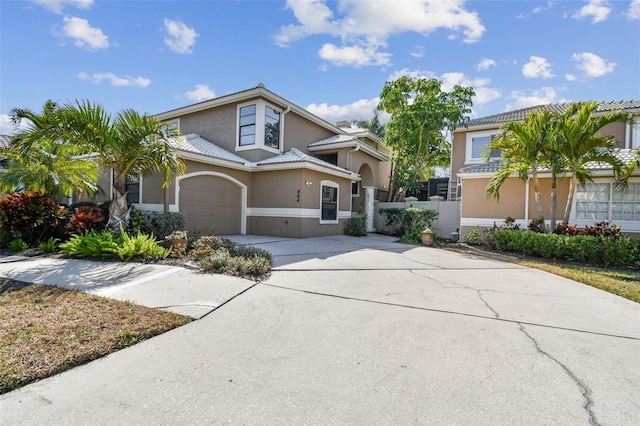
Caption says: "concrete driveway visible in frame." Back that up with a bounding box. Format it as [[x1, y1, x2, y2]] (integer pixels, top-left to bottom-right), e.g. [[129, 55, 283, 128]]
[[1, 234, 639, 425]]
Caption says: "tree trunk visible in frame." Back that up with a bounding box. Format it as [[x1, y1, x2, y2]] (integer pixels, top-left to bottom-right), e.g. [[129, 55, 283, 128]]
[[106, 188, 132, 234], [532, 173, 544, 219], [550, 166, 557, 231], [563, 173, 577, 224]]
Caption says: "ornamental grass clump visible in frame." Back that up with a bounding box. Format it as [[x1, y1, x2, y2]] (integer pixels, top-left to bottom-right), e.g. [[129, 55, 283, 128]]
[[199, 240, 272, 279]]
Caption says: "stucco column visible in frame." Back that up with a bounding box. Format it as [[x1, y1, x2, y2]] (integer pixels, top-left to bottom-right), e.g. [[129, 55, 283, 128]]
[[363, 186, 375, 232]]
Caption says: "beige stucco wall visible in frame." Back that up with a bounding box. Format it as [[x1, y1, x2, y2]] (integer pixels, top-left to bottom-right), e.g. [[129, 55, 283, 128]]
[[176, 96, 336, 163], [526, 178, 571, 220], [179, 103, 237, 152], [461, 177, 525, 219], [599, 122, 626, 148]]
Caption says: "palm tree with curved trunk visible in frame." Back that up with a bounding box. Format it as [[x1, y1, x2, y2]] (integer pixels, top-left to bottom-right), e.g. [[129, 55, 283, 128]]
[[485, 108, 555, 222], [3, 100, 99, 199], [555, 102, 631, 224], [58, 100, 186, 232]]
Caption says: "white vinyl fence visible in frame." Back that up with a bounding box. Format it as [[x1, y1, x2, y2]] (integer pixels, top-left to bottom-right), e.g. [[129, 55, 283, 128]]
[[374, 197, 461, 240]]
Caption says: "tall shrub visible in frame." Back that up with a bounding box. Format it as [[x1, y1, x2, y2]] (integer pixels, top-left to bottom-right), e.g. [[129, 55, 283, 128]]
[[0, 192, 68, 246]]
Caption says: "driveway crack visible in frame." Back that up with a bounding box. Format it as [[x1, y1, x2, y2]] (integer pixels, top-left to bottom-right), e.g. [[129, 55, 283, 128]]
[[518, 323, 599, 426]]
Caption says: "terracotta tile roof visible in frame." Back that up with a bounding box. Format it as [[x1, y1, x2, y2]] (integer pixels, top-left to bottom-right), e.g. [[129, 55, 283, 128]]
[[465, 100, 640, 128], [459, 149, 638, 174], [172, 134, 248, 165]]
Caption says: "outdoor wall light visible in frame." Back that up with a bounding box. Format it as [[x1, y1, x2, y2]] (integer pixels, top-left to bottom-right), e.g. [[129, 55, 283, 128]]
[[305, 180, 313, 187]]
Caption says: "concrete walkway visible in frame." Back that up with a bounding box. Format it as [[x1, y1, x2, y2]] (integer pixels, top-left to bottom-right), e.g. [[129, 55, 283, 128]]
[[1, 234, 639, 425]]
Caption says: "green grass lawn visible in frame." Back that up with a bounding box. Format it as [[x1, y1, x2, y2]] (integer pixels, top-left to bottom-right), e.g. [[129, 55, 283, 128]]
[[441, 245, 640, 303]]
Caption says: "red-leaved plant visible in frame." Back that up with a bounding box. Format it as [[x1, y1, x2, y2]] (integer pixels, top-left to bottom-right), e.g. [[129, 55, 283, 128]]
[[67, 205, 105, 234], [0, 191, 68, 246]]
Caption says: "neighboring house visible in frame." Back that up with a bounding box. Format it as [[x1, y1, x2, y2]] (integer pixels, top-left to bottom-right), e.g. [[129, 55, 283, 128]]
[[450, 101, 640, 237], [0, 135, 10, 174], [82, 84, 391, 238]]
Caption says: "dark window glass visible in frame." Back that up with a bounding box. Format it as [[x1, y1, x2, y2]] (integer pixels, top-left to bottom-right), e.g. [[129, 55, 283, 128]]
[[239, 105, 256, 146], [321, 185, 338, 221], [265, 106, 280, 148], [351, 182, 359, 195], [125, 181, 140, 204]]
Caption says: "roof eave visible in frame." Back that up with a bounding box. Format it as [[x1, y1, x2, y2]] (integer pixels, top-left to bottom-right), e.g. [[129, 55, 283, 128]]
[[308, 141, 389, 161]]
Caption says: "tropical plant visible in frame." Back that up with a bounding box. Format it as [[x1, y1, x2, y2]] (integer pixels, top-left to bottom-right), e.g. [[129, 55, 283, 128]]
[[377, 76, 474, 201], [555, 102, 631, 224], [2, 101, 99, 198], [67, 205, 105, 234], [38, 100, 186, 233], [8, 238, 28, 252], [0, 192, 68, 246], [485, 108, 555, 220], [38, 237, 59, 253]]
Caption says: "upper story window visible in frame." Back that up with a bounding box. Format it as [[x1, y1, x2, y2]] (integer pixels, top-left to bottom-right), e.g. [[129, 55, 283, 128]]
[[237, 101, 282, 153], [465, 130, 499, 164], [239, 104, 257, 146], [264, 106, 280, 149]]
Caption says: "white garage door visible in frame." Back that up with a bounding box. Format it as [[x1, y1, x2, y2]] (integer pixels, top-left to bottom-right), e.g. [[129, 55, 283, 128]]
[[179, 175, 242, 235]]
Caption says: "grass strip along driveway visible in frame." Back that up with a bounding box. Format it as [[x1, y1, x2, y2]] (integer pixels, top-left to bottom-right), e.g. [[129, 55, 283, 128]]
[[0, 279, 190, 394], [443, 245, 640, 303]]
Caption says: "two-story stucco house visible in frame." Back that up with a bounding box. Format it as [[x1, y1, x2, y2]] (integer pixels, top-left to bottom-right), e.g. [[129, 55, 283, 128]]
[[87, 84, 391, 238], [450, 101, 640, 237]]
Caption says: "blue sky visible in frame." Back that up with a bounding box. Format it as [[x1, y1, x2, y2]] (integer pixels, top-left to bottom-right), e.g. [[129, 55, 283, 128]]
[[1, 0, 639, 134]]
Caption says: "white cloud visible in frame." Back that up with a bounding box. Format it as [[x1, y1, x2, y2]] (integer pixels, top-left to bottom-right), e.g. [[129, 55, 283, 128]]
[[60, 16, 109, 51], [532, 1, 554, 14], [410, 46, 424, 58], [477, 58, 496, 71], [305, 97, 387, 125], [573, 0, 611, 24], [387, 69, 501, 106], [32, 0, 93, 14], [0, 114, 25, 135], [184, 84, 216, 102], [388, 68, 436, 82], [275, 0, 485, 67], [163, 19, 198, 54], [572, 52, 616, 77], [78, 72, 151, 87], [565, 73, 577, 81], [522, 56, 554, 79], [506, 87, 566, 111], [319, 43, 391, 67], [627, 0, 640, 19]]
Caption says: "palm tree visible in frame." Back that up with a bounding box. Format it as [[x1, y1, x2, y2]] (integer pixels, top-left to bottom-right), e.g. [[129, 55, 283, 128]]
[[555, 102, 631, 224], [3, 101, 99, 199], [485, 108, 554, 221], [58, 100, 186, 232]]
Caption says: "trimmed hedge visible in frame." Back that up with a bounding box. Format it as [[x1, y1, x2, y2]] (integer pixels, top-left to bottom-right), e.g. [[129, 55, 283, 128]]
[[492, 229, 640, 268]]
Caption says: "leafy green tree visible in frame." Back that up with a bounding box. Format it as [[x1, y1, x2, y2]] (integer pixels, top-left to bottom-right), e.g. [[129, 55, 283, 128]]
[[485, 108, 555, 222], [3, 101, 99, 199], [555, 102, 631, 224], [378, 76, 474, 201], [356, 110, 386, 139]]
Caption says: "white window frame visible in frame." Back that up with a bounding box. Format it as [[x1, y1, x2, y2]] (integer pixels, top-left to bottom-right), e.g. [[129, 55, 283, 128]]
[[465, 130, 499, 164], [236, 100, 282, 154], [571, 178, 640, 232], [320, 180, 339, 224]]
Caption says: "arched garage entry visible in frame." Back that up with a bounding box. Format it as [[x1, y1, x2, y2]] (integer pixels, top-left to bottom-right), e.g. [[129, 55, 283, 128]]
[[177, 172, 247, 235]]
